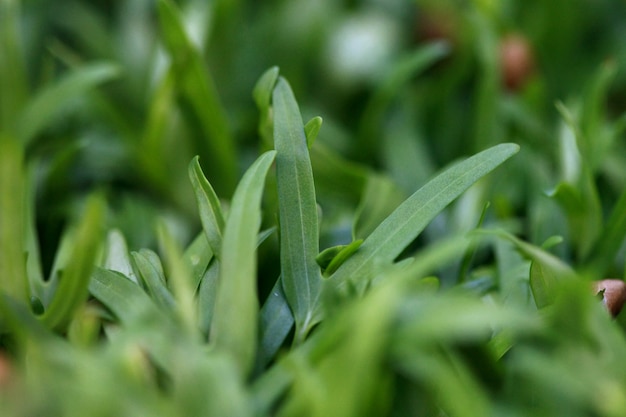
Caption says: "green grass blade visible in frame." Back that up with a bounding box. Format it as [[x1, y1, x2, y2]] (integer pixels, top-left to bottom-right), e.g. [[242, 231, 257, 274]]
[[89, 267, 163, 326], [0, 1, 28, 134], [157, 222, 198, 337], [273, 77, 322, 342], [257, 276, 294, 370], [18, 63, 120, 145], [103, 229, 138, 284], [131, 250, 176, 310], [158, 0, 237, 196], [188, 157, 225, 258], [183, 232, 213, 292], [253, 66, 280, 146], [41, 194, 105, 331], [0, 136, 28, 305], [304, 116, 323, 149], [329, 144, 520, 288], [198, 259, 219, 336], [210, 150, 276, 376]]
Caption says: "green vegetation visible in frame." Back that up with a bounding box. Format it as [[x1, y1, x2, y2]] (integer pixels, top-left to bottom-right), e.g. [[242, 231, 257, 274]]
[[1, 0, 626, 416]]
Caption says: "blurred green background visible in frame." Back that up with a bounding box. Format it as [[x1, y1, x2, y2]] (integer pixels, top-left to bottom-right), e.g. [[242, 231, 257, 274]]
[[4, 0, 626, 280]]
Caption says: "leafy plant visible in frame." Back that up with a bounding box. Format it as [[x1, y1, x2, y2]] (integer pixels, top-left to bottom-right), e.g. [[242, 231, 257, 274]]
[[2, 0, 626, 416]]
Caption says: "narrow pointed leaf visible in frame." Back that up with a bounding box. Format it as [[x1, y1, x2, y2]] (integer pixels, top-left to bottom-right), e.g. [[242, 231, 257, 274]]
[[330, 144, 520, 287], [273, 77, 322, 341], [211, 150, 276, 376], [131, 250, 176, 310], [304, 116, 323, 149], [189, 157, 225, 258]]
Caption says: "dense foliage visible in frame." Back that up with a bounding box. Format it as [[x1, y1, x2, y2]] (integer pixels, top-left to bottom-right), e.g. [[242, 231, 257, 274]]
[[2, 0, 626, 416]]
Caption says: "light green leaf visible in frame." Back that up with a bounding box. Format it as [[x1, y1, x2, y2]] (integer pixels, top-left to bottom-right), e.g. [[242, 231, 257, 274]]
[[253, 66, 280, 146], [273, 77, 322, 343], [183, 232, 213, 292], [157, 221, 197, 337], [316, 240, 363, 277], [0, 136, 28, 305], [189, 157, 225, 258], [210, 150, 276, 377], [253, 66, 280, 111], [103, 229, 138, 284], [131, 250, 176, 310], [330, 143, 520, 288], [304, 116, 323, 149]]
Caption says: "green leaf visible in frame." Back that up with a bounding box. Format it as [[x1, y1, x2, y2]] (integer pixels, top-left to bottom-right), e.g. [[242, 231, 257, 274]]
[[253, 66, 280, 111], [329, 143, 520, 288], [131, 250, 176, 310], [304, 116, 323, 149], [272, 77, 322, 342], [256, 276, 294, 370], [18, 63, 120, 145], [182, 232, 213, 292], [157, 222, 198, 337], [210, 150, 276, 377], [103, 229, 138, 284], [253, 66, 280, 146], [476, 229, 578, 308], [0, 1, 29, 134], [316, 240, 363, 277], [157, 0, 237, 195], [188, 157, 225, 258], [199, 228, 275, 338], [41, 194, 105, 331], [0, 136, 28, 305], [197, 259, 219, 336]]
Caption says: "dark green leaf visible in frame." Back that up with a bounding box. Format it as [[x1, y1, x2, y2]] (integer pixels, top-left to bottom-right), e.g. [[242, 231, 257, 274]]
[[157, 0, 237, 195], [41, 195, 105, 331], [273, 77, 322, 342]]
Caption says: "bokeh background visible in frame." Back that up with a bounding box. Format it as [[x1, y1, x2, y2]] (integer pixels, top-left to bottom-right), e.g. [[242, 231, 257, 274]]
[[5, 0, 626, 282]]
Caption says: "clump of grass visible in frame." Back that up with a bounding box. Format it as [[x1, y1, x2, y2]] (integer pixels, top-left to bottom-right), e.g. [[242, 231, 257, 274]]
[[2, 1, 626, 416]]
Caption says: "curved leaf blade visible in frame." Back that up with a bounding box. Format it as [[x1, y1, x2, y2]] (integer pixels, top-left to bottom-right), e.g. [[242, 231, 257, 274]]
[[189, 156, 225, 258], [330, 143, 520, 287]]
